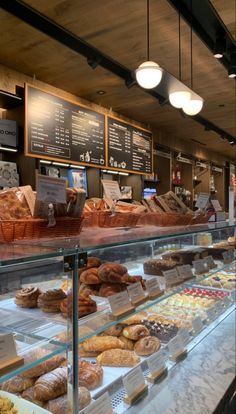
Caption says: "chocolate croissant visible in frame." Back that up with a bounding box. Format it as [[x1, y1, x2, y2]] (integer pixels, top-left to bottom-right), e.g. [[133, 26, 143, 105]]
[[122, 324, 149, 340], [98, 263, 127, 283]]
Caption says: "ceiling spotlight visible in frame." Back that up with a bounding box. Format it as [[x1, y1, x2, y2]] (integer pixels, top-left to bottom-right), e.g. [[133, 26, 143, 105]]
[[169, 91, 191, 108], [213, 36, 226, 59], [182, 97, 204, 116], [228, 51, 236, 78], [96, 90, 106, 95], [230, 141, 234, 145]]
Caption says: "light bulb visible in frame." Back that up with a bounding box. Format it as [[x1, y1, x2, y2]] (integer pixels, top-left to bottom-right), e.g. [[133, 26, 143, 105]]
[[135, 61, 162, 89], [182, 98, 204, 116], [169, 91, 191, 108]]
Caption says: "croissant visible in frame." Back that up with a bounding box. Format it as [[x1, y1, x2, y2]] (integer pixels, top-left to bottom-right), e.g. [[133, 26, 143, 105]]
[[34, 367, 67, 401], [118, 336, 135, 350], [1, 376, 34, 393], [79, 257, 102, 275], [98, 263, 127, 283], [122, 324, 149, 340], [21, 387, 44, 407], [97, 349, 140, 367], [79, 343, 99, 357], [79, 360, 103, 390], [80, 268, 101, 284], [44, 394, 69, 414], [82, 335, 125, 352], [21, 354, 66, 378]]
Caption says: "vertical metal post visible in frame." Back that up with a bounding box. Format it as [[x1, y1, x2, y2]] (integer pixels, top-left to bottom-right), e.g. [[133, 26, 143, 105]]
[[71, 251, 79, 414]]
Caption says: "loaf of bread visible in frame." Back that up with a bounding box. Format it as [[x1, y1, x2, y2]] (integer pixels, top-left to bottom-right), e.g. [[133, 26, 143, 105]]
[[34, 367, 67, 401]]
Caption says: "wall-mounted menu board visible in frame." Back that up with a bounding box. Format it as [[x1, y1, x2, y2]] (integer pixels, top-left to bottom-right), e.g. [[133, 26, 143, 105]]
[[25, 84, 105, 167], [107, 117, 153, 174]]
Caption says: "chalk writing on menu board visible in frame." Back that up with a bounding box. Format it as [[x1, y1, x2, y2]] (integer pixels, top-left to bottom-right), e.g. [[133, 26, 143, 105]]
[[26, 85, 105, 167], [107, 117, 153, 174]]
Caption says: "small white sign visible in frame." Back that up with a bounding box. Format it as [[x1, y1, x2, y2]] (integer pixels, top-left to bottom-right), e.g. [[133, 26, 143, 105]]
[[206, 308, 215, 322], [177, 264, 193, 281], [163, 268, 179, 286], [147, 349, 166, 375], [193, 259, 206, 274], [127, 282, 145, 302], [83, 392, 113, 414], [192, 317, 203, 334], [195, 192, 210, 210], [36, 175, 66, 204], [123, 366, 146, 398], [108, 290, 131, 314], [168, 335, 185, 357], [211, 199, 222, 212], [178, 328, 191, 346], [145, 278, 161, 295], [0, 333, 17, 362], [205, 255, 216, 269], [102, 179, 121, 200]]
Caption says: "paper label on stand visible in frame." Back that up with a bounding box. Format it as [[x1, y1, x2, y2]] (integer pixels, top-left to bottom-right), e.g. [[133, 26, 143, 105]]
[[205, 255, 216, 269], [178, 329, 191, 346], [168, 335, 185, 356], [192, 259, 206, 274], [192, 317, 203, 334], [108, 290, 131, 314], [127, 282, 145, 301], [211, 199, 222, 211], [123, 366, 146, 398], [0, 333, 17, 362], [195, 192, 210, 210], [36, 175, 66, 204], [206, 308, 215, 322], [163, 268, 179, 286], [102, 179, 121, 200], [147, 349, 166, 374], [177, 265, 193, 280], [83, 392, 113, 414], [145, 278, 161, 294]]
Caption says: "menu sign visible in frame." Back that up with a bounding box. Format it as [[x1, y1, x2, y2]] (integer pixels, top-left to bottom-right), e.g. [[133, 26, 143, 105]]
[[107, 117, 152, 174], [25, 85, 105, 167]]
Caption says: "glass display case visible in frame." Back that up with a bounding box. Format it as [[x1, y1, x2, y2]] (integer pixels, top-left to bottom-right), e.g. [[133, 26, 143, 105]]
[[0, 222, 235, 414]]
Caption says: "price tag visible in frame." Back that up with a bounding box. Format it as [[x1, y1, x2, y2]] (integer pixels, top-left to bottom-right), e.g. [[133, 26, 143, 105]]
[[223, 296, 231, 307], [83, 392, 113, 414], [0, 333, 17, 361], [178, 328, 191, 346], [211, 199, 222, 212], [127, 282, 145, 303], [102, 179, 121, 200], [192, 317, 203, 334], [206, 308, 215, 322], [163, 268, 179, 287], [108, 291, 132, 316], [36, 175, 66, 204], [192, 259, 206, 274], [177, 264, 193, 281], [205, 255, 216, 269], [147, 349, 166, 375], [123, 366, 146, 399], [222, 251, 233, 264], [168, 335, 185, 357], [145, 278, 161, 294], [195, 192, 210, 210]]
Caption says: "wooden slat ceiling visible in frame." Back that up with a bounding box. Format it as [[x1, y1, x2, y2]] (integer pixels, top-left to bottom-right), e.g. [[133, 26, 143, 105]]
[[0, 0, 235, 159], [210, 0, 236, 40]]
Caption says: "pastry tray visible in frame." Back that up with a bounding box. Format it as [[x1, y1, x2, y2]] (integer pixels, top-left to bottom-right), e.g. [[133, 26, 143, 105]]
[[0, 391, 51, 414]]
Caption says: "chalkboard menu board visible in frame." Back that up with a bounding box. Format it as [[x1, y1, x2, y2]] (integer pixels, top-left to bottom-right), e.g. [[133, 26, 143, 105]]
[[107, 117, 153, 174], [25, 85, 105, 167]]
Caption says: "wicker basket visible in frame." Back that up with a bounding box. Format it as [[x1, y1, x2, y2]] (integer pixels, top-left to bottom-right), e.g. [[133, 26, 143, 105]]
[[137, 212, 193, 227], [0, 217, 84, 243], [98, 211, 140, 228], [189, 212, 213, 225]]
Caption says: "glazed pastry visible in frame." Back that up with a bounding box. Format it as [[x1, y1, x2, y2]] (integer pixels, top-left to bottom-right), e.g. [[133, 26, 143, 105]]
[[15, 287, 41, 308], [97, 349, 140, 367], [134, 336, 161, 356], [60, 292, 97, 318], [102, 324, 123, 336], [80, 268, 101, 284], [82, 335, 125, 352], [38, 289, 66, 313], [118, 336, 135, 350], [21, 386, 44, 406], [79, 257, 102, 274], [79, 386, 91, 410], [1, 376, 34, 393], [98, 262, 127, 283], [21, 353, 66, 378], [99, 283, 127, 297], [34, 367, 67, 401], [122, 324, 149, 340], [79, 283, 101, 296], [45, 394, 69, 414], [79, 343, 99, 357], [79, 360, 103, 390], [60, 279, 72, 293], [122, 311, 148, 325]]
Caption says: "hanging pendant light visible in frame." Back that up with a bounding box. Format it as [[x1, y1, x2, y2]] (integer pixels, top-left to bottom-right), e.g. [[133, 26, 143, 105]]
[[135, 0, 162, 89], [169, 8, 191, 109], [182, 0, 204, 116]]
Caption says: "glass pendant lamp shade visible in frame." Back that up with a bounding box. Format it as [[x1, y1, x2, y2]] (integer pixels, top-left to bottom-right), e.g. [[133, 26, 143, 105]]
[[136, 61, 163, 89], [169, 91, 191, 108], [182, 97, 204, 116]]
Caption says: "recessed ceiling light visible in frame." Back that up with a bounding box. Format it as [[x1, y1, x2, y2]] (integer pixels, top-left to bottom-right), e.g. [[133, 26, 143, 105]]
[[96, 90, 106, 95]]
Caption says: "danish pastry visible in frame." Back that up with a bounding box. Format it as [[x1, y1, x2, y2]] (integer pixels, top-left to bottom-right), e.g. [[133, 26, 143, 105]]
[[82, 335, 125, 352], [97, 349, 140, 367], [15, 287, 41, 308], [38, 289, 66, 313], [122, 324, 149, 340], [134, 336, 161, 356]]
